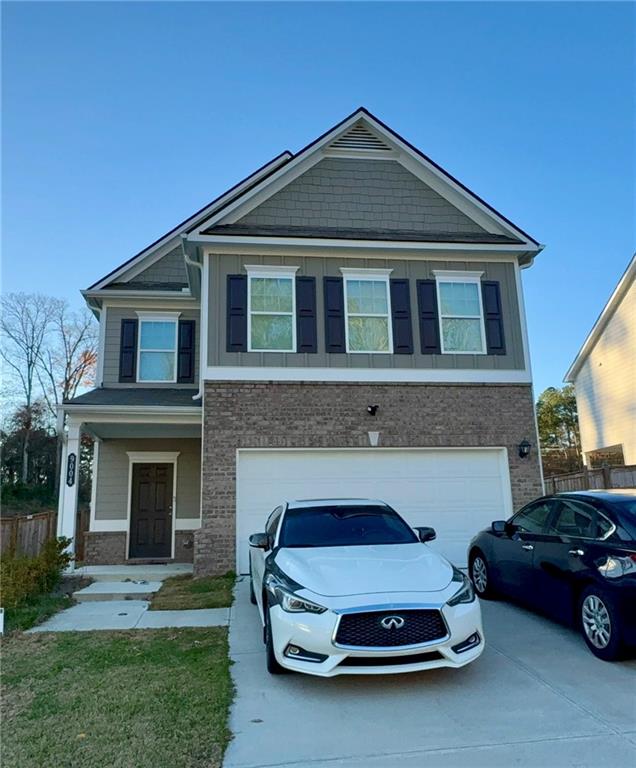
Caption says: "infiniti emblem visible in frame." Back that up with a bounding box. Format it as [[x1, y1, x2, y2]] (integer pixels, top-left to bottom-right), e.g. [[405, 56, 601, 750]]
[[380, 615, 405, 630]]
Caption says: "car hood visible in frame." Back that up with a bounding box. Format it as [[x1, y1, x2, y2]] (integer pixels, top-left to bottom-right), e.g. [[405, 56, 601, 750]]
[[274, 543, 454, 597]]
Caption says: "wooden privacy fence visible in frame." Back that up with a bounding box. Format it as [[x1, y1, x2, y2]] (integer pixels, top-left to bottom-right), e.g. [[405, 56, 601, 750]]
[[545, 465, 636, 494], [1, 511, 56, 558]]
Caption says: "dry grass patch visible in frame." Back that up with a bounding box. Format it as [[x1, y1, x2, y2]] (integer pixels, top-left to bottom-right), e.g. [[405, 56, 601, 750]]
[[149, 573, 235, 611], [1, 628, 233, 768]]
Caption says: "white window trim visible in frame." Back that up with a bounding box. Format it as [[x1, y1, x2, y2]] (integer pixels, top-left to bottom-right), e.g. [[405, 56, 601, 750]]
[[125, 451, 180, 561], [433, 270, 487, 355], [340, 268, 393, 354], [135, 311, 181, 383], [246, 266, 299, 353]]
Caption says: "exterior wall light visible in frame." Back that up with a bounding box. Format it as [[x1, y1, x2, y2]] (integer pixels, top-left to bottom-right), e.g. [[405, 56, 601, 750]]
[[367, 405, 379, 416], [518, 439, 531, 459]]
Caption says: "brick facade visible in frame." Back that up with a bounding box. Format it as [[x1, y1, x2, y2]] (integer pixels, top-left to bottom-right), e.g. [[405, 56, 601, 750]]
[[196, 381, 543, 576], [83, 531, 194, 565]]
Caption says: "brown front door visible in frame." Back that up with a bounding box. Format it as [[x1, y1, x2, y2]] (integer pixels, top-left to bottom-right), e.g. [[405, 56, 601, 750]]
[[129, 463, 173, 559]]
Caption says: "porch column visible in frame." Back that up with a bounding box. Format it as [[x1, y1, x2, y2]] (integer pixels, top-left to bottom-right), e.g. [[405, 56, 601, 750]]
[[57, 417, 81, 563]]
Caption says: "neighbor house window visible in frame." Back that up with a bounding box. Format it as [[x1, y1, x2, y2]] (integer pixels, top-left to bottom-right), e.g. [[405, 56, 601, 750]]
[[137, 314, 178, 382], [247, 266, 298, 352], [341, 269, 393, 353], [434, 271, 486, 354]]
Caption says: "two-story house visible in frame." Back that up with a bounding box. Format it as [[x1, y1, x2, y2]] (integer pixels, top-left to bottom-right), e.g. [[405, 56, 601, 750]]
[[57, 108, 544, 575]]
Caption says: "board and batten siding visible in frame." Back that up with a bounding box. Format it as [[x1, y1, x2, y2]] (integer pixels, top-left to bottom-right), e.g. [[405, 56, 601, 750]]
[[574, 279, 636, 465], [207, 254, 526, 370], [102, 306, 200, 386], [93, 438, 201, 523]]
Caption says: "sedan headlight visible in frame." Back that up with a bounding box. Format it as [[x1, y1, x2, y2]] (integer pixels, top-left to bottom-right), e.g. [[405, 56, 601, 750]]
[[277, 588, 327, 614], [597, 554, 636, 579], [446, 567, 475, 607]]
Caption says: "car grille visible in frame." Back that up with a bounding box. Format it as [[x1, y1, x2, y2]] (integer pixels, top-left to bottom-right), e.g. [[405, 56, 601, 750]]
[[334, 609, 447, 648]]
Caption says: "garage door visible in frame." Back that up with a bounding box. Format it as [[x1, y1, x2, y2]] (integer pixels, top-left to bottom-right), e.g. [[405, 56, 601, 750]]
[[236, 448, 512, 573]]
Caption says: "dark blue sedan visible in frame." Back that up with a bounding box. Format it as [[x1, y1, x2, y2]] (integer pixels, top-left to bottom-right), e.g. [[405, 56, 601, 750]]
[[468, 490, 636, 660]]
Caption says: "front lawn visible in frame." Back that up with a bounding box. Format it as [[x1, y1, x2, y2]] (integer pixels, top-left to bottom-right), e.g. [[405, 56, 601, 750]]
[[3, 592, 73, 633], [149, 573, 235, 610], [1, 628, 233, 768]]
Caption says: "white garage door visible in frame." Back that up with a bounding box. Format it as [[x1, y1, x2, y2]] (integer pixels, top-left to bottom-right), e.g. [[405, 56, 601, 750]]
[[236, 448, 513, 573]]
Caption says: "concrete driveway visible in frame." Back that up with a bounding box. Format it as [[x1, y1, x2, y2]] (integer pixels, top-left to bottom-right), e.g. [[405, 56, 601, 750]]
[[225, 579, 636, 768]]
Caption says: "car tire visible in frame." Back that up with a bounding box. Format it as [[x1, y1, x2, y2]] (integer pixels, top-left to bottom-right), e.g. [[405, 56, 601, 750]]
[[579, 586, 623, 661], [469, 550, 496, 600], [264, 600, 286, 675], [248, 563, 257, 605]]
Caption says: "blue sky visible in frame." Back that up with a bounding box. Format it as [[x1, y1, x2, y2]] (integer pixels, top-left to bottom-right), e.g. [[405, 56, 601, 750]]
[[2, 1, 634, 394]]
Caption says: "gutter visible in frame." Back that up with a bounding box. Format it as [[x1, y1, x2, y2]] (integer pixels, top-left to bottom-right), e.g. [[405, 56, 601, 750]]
[[181, 235, 204, 401]]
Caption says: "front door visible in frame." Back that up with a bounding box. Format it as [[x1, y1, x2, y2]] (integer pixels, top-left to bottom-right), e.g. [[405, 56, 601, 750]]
[[129, 463, 173, 558]]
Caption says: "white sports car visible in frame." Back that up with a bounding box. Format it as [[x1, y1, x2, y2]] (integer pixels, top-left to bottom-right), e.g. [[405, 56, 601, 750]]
[[249, 498, 484, 676]]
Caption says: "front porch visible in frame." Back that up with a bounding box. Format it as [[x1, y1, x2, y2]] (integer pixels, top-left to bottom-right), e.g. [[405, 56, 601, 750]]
[[57, 390, 202, 567]]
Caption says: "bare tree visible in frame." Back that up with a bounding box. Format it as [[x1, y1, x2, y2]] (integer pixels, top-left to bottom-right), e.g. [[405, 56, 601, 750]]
[[36, 302, 98, 421], [1, 294, 56, 481]]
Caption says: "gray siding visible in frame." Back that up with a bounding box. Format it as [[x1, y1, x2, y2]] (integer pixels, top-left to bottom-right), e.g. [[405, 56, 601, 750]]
[[94, 438, 200, 522], [103, 306, 200, 387], [237, 158, 488, 234], [109, 246, 188, 287], [207, 255, 525, 370]]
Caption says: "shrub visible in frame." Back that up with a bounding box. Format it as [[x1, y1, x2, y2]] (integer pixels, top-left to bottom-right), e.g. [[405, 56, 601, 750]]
[[0, 537, 72, 609]]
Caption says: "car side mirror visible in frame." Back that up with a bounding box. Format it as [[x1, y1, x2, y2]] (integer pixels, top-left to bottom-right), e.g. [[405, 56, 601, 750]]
[[491, 520, 507, 534], [249, 532, 269, 549], [415, 526, 436, 543]]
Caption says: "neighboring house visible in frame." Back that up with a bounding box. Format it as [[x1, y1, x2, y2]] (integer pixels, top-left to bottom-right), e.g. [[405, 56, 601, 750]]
[[57, 108, 544, 574], [565, 255, 636, 468]]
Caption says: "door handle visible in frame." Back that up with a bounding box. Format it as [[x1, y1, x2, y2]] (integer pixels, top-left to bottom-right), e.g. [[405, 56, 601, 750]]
[[569, 548, 584, 557], [521, 543, 534, 551]]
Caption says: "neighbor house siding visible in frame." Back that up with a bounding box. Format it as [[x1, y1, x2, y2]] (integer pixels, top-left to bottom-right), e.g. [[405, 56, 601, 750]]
[[237, 158, 488, 234], [93, 438, 201, 522], [134, 246, 188, 285], [102, 306, 200, 386], [207, 254, 526, 370], [573, 279, 636, 465]]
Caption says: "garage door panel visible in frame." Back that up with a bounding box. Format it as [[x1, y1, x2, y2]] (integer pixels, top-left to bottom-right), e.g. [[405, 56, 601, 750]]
[[236, 449, 511, 573]]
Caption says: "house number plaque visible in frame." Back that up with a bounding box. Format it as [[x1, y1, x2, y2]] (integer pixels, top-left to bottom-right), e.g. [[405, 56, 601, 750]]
[[66, 453, 77, 487]]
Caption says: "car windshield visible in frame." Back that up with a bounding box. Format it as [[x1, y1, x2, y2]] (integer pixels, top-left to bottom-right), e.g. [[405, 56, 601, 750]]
[[278, 505, 418, 548], [611, 500, 636, 540]]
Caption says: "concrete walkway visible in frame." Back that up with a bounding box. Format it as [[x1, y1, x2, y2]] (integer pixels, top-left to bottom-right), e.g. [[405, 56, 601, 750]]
[[225, 579, 636, 768], [28, 601, 229, 632]]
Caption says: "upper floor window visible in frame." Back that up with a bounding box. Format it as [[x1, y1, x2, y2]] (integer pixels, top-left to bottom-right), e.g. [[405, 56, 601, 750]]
[[434, 271, 486, 354], [137, 313, 179, 382], [341, 269, 393, 353], [247, 266, 298, 352]]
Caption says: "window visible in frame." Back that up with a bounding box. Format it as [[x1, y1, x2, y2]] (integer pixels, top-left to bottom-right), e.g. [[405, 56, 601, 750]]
[[512, 501, 553, 534], [434, 271, 486, 354], [247, 268, 297, 352], [266, 506, 284, 537], [137, 315, 178, 382], [341, 269, 393, 353], [549, 500, 612, 540]]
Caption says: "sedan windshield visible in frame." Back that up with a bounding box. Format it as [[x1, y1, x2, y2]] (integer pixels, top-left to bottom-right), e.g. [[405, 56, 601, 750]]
[[278, 505, 418, 548]]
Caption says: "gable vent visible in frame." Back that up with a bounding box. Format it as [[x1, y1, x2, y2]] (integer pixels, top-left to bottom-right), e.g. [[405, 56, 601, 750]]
[[329, 124, 393, 153]]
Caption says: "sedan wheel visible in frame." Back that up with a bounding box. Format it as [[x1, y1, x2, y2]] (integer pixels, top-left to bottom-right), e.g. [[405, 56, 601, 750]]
[[470, 552, 495, 599], [579, 587, 622, 661], [264, 604, 286, 675]]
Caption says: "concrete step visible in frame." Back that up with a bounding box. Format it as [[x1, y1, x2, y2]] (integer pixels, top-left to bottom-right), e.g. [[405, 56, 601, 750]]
[[75, 564, 192, 582], [73, 581, 163, 602]]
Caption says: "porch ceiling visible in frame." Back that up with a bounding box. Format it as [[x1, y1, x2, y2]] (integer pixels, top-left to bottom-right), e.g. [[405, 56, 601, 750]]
[[84, 422, 201, 439]]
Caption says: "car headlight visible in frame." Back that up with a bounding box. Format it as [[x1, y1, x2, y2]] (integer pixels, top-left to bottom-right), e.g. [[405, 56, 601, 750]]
[[446, 567, 475, 607], [597, 554, 636, 579], [264, 573, 327, 614]]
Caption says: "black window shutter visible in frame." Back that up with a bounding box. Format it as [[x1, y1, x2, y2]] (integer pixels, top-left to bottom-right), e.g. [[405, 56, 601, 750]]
[[177, 319, 196, 382], [119, 319, 138, 382], [296, 276, 317, 353], [416, 280, 441, 354], [323, 276, 346, 353], [390, 279, 413, 354], [482, 281, 506, 355], [226, 275, 248, 352]]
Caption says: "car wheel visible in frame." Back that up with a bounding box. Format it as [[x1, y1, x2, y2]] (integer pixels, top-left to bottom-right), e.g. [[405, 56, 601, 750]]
[[470, 551, 495, 599], [579, 586, 623, 661], [264, 601, 286, 674], [248, 563, 257, 605]]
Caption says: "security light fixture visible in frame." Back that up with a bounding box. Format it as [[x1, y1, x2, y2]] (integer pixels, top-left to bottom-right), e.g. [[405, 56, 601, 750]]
[[367, 404, 379, 416], [518, 439, 531, 459]]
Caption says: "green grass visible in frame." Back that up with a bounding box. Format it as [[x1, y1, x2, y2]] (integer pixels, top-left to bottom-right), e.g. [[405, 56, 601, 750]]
[[149, 573, 235, 611], [3, 592, 74, 633], [1, 628, 233, 768]]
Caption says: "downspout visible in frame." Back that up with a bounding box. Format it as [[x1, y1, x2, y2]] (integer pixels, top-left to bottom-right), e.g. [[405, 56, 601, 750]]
[[181, 235, 204, 401]]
